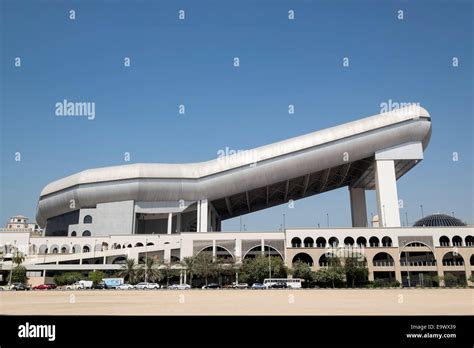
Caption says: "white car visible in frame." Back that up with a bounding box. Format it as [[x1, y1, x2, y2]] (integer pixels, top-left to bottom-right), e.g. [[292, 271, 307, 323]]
[[135, 282, 160, 289], [116, 284, 135, 290], [168, 284, 191, 290]]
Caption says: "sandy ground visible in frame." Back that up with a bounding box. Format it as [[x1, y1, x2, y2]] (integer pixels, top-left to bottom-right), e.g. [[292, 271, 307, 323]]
[[0, 289, 473, 315]]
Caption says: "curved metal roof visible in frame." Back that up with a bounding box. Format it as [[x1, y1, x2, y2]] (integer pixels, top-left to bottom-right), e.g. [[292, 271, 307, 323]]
[[413, 214, 466, 227], [36, 105, 432, 226]]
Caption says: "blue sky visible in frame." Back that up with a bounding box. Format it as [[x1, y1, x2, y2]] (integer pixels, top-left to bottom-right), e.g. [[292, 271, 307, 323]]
[[1, 0, 472, 230]]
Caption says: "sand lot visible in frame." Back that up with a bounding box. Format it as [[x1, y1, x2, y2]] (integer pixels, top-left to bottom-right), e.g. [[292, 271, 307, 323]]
[[0, 289, 473, 315]]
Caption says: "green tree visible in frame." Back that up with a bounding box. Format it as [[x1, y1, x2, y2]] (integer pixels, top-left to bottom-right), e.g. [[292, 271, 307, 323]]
[[53, 272, 84, 286], [239, 255, 288, 284], [291, 261, 314, 288], [88, 271, 105, 286], [344, 257, 368, 288], [117, 258, 138, 284], [9, 250, 26, 284], [193, 252, 216, 286], [12, 251, 25, 266], [180, 256, 196, 287], [11, 265, 28, 284], [138, 257, 163, 283], [159, 262, 180, 287]]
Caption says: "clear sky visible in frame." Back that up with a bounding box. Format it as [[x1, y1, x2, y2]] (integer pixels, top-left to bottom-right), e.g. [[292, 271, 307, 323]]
[[1, 0, 472, 230]]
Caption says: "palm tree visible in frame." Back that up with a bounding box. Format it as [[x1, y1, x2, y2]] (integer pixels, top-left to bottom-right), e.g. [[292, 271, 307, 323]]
[[138, 257, 163, 283], [117, 258, 138, 284], [180, 256, 196, 287], [159, 262, 179, 287], [12, 251, 25, 266]]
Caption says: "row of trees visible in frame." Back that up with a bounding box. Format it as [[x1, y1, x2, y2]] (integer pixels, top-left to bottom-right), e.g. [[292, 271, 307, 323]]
[[292, 256, 370, 288]]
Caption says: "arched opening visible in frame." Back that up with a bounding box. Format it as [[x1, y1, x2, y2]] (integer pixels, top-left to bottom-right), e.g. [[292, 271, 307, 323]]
[[102, 242, 109, 251], [71, 231, 77, 237], [83, 215, 93, 224], [135, 243, 144, 247], [442, 252, 464, 266], [452, 236, 462, 246], [381, 236, 392, 247], [344, 237, 354, 246], [292, 253, 314, 266], [127, 244, 132, 248], [82, 230, 91, 237], [318, 253, 337, 267], [400, 243, 437, 287], [61, 245, 68, 254], [82, 245, 90, 253], [356, 237, 367, 247], [439, 236, 450, 247], [244, 245, 283, 260], [112, 256, 127, 264], [197, 246, 234, 262], [369, 237, 380, 247], [315, 237, 326, 248], [39, 245, 48, 254], [51, 245, 59, 254], [328, 237, 339, 247], [29, 244, 38, 254], [72, 244, 81, 253], [470, 254, 474, 266], [303, 237, 314, 248], [465, 236, 474, 246], [291, 237, 302, 248], [373, 252, 395, 266], [146, 242, 154, 246]]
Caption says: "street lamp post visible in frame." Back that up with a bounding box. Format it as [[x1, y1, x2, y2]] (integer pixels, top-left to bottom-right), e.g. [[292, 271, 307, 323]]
[[268, 246, 271, 283], [405, 212, 409, 226], [43, 239, 48, 264], [402, 240, 411, 287], [145, 238, 148, 283], [283, 214, 286, 230], [326, 213, 329, 228], [420, 205, 424, 218]]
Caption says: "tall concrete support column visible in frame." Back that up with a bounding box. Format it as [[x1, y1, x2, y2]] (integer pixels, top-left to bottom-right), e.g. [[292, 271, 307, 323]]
[[349, 187, 368, 227], [176, 213, 181, 233], [198, 200, 209, 232], [235, 239, 242, 262], [375, 160, 401, 227], [167, 213, 172, 235]]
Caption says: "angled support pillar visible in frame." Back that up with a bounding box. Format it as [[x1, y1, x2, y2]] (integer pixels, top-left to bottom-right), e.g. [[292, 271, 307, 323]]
[[375, 160, 400, 227], [374, 142, 423, 228]]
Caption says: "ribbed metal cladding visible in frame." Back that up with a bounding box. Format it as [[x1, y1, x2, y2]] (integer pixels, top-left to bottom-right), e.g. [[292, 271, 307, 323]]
[[413, 214, 466, 227]]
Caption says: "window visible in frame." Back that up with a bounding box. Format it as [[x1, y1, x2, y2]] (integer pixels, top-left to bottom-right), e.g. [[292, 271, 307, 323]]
[[83, 215, 93, 224], [82, 230, 91, 237], [71, 231, 77, 237]]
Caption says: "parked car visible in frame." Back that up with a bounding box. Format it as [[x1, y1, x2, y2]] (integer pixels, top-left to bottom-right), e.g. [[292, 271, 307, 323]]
[[116, 283, 135, 290], [251, 283, 266, 289], [232, 282, 249, 289], [33, 284, 55, 290], [93, 282, 107, 290], [169, 284, 191, 290], [270, 282, 288, 289], [202, 283, 220, 289], [11, 283, 29, 291], [66, 280, 93, 290], [135, 282, 160, 289]]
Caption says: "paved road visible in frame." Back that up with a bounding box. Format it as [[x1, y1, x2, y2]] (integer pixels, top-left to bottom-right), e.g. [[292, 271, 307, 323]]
[[1, 289, 473, 315]]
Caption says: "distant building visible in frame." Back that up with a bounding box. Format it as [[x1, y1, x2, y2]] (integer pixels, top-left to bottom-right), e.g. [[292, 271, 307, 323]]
[[3, 215, 43, 236]]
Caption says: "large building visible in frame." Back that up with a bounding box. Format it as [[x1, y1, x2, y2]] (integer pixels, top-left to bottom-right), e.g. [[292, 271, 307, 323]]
[[1, 105, 473, 287]]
